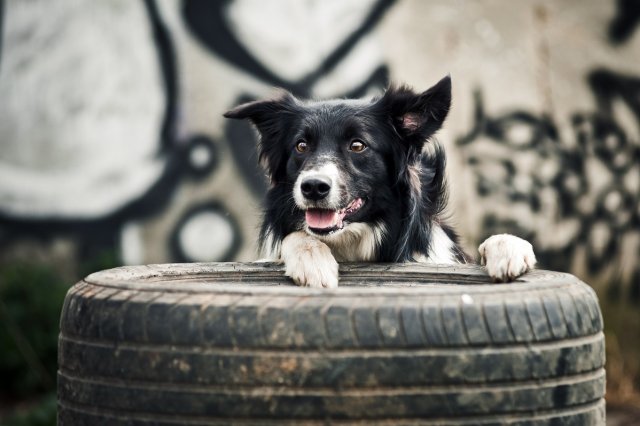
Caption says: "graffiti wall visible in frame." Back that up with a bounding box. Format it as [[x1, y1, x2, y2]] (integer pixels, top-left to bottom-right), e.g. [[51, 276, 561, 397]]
[[0, 0, 638, 302], [0, 0, 393, 276]]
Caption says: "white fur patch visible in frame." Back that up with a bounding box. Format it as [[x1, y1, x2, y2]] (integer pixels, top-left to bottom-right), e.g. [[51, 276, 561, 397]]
[[315, 222, 386, 262], [407, 163, 422, 199], [478, 234, 537, 282], [281, 231, 338, 288], [259, 229, 281, 260], [427, 225, 457, 264], [414, 225, 457, 265], [293, 162, 342, 209]]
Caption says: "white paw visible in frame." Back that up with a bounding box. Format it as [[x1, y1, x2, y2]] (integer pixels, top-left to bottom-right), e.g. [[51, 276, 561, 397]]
[[478, 234, 537, 282], [282, 232, 339, 288]]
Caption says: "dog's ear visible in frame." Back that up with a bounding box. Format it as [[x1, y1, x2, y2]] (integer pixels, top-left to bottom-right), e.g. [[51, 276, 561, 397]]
[[224, 91, 298, 181], [377, 75, 451, 147], [224, 91, 297, 139]]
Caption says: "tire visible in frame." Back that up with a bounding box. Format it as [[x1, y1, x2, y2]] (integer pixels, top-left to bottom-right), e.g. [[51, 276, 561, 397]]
[[57, 263, 606, 425]]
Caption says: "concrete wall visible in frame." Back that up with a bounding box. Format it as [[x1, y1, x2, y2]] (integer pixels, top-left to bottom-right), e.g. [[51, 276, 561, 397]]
[[0, 0, 638, 300]]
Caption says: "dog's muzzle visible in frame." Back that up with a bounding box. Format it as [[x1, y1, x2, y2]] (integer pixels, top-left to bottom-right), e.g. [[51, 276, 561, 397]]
[[296, 170, 365, 234]]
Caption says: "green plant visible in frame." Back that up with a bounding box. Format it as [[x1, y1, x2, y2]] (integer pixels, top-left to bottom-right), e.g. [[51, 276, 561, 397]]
[[1, 392, 57, 426], [600, 292, 640, 407], [0, 263, 69, 397]]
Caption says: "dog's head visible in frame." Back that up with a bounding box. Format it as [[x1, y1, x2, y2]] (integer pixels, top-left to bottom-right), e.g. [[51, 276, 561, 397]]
[[224, 76, 451, 239]]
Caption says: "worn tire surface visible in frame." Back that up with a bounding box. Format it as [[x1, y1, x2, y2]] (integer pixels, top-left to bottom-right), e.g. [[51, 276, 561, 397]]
[[57, 263, 606, 425]]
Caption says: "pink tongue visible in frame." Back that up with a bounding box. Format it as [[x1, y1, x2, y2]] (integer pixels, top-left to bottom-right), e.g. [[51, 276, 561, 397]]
[[305, 209, 340, 229]]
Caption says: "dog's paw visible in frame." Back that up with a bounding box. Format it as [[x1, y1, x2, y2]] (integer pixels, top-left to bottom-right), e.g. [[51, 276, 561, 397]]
[[281, 232, 339, 288], [478, 234, 537, 282]]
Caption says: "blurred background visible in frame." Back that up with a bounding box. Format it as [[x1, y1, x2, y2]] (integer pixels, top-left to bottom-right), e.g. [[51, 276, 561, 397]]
[[0, 0, 638, 424]]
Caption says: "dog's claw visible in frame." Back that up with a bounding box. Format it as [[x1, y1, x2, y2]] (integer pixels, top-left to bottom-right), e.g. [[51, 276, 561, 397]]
[[478, 234, 536, 282]]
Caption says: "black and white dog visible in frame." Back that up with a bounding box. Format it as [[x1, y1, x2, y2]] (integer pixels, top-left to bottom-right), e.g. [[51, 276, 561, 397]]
[[225, 76, 536, 288]]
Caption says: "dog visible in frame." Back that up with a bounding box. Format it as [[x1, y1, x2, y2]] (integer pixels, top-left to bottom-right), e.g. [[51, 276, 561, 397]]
[[224, 76, 536, 288]]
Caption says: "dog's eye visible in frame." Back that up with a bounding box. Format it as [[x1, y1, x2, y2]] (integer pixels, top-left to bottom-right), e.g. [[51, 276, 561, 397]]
[[295, 140, 308, 153], [349, 140, 367, 153]]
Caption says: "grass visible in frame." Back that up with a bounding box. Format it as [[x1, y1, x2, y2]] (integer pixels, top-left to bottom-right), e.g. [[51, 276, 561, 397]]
[[0, 252, 119, 425], [1, 393, 57, 426], [599, 292, 640, 407]]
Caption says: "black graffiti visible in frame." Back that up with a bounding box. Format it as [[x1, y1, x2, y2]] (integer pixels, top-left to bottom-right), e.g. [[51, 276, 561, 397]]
[[0, 1, 231, 263], [170, 201, 241, 263], [1, 0, 398, 263], [458, 70, 640, 299], [144, 0, 179, 155], [609, 0, 640, 45], [182, 0, 395, 97], [186, 0, 397, 197], [0, 133, 224, 261], [588, 68, 640, 125], [458, 91, 559, 213]]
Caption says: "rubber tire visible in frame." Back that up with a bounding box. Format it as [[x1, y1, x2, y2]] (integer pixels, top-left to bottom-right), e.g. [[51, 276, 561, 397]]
[[57, 263, 606, 425]]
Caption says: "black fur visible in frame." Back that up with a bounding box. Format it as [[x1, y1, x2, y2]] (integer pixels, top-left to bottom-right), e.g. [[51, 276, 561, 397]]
[[224, 76, 471, 263]]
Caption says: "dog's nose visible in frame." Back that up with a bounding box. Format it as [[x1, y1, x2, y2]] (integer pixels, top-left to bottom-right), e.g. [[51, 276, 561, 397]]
[[301, 176, 332, 201]]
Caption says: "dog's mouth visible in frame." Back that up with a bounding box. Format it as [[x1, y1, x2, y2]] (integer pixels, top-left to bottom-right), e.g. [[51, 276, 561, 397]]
[[305, 198, 365, 235]]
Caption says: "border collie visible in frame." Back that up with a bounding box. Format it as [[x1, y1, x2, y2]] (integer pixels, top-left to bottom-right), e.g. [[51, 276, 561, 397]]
[[224, 76, 536, 288]]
